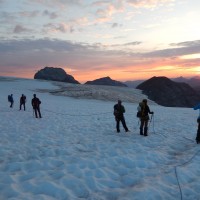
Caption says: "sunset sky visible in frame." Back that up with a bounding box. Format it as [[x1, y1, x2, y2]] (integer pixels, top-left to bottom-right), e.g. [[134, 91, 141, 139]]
[[0, 0, 200, 83]]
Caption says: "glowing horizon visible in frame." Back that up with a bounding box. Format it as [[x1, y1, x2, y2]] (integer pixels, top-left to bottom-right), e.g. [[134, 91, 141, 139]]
[[0, 0, 200, 82]]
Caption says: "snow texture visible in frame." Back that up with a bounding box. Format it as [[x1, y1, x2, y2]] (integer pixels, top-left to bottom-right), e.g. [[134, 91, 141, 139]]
[[0, 77, 200, 200]]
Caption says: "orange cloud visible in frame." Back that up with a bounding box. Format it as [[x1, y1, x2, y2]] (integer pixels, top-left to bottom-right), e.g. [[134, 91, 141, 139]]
[[127, 0, 174, 8]]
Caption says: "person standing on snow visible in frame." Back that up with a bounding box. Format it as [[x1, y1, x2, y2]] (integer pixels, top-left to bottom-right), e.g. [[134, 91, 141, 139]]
[[138, 99, 153, 136], [113, 100, 129, 133], [31, 94, 42, 118], [19, 94, 26, 111], [8, 94, 14, 108], [196, 117, 200, 144]]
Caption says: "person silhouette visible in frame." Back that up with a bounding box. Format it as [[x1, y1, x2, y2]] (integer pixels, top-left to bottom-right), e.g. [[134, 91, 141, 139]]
[[31, 94, 42, 118], [113, 100, 129, 133], [8, 94, 14, 108], [19, 94, 26, 111], [138, 99, 153, 136], [196, 117, 200, 144]]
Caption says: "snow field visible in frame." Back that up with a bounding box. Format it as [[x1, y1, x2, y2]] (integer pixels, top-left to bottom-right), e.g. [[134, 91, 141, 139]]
[[0, 77, 200, 200]]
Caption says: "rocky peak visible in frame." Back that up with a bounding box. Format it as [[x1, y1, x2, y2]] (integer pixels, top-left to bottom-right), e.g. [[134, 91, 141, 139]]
[[85, 76, 127, 87], [34, 67, 79, 84], [136, 76, 200, 107]]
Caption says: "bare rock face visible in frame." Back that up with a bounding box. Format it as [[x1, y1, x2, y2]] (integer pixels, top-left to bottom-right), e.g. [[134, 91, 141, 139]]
[[85, 76, 127, 87], [136, 76, 200, 108], [34, 67, 79, 84]]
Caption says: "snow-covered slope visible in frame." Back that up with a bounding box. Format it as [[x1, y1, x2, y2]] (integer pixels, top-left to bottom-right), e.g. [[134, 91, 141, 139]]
[[36, 80, 156, 104], [0, 77, 200, 200]]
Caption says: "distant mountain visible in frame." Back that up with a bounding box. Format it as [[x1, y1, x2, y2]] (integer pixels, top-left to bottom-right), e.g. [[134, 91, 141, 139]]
[[172, 76, 200, 92], [187, 77, 200, 91], [34, 67, 80, 84], [136, 76, 200, 107], [172, 76, 189, 83], [85, 76, 127, 87], [123, 80, 144, 88]]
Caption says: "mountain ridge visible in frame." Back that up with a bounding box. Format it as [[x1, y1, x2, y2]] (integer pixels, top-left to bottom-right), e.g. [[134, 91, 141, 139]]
[[136, 76, 200, 107]]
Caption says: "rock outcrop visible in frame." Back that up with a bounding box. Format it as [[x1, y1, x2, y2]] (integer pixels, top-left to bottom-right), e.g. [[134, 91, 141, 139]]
[[85, 76, 127, 87], [136, 76, 200, 107], [34, 67, 79, 84]]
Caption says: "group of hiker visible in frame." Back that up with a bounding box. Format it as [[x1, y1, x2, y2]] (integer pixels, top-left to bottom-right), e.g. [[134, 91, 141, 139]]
[[8, 94, 42, 118], [114, 98, 200, 143], [7, 93, 200, 142], [114, 99, 153, 136]]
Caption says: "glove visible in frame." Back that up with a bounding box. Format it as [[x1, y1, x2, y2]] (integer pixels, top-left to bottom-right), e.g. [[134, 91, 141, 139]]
[[150, 112, 154, 114]]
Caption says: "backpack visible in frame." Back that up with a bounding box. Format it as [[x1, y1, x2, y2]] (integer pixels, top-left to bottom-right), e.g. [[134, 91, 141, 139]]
[[21, 95, 26, 103], [136, 111, 142, 118], [136, 103, 143, 118]]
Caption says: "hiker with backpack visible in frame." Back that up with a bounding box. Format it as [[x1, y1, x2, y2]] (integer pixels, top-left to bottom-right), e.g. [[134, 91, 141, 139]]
[[19, 94, 26, 111], [32, 94, 42, 118], [137, 99, 154, 136], [113, 100, 129, 133], [8, 94, 14, 108]]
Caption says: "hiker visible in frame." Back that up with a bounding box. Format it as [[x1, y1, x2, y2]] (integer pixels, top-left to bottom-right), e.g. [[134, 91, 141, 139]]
[[138, 99, 154, 136], [8, 94, 14, 108], [113, 100, 129, 133], [196, 117, 200, 144], [31, 94, 42, 118], [19, 94, 26, 111]]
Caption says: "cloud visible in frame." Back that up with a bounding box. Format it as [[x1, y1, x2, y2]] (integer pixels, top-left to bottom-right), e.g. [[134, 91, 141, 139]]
[[0, 12, 16, 22], [124, 41, 142, 46], [19, 11, 40, 18], [43, 16, 90, 33], [43, 23, 74, 33], [0, 38, 89, 53], [70, 17, 89, 26], [13, 25, 32, 34], [94, 1, 124, 22], [1, 38, 199, 62], [92, 1, 110, 6], [111, 23, 122, 28], [43, 10, 58, 19], [127, 0, 174, 8], [145, 40, 200, 58], [109, 41, 142, 47], [28, 0, 82, 8], [0, 38, 200, 81], [170, 40, 200, 47]]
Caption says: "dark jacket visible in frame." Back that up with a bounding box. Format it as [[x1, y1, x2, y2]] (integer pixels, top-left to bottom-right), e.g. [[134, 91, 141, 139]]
[[114, 104, 125, 119], [140, 103, 153, 120], [20, 95, 26, 104], [32, 97, 41, 109], [141, 104, 151, 116]]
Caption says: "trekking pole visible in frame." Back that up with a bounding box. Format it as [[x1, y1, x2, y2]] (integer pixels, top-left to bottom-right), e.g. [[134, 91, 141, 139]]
[[149, 113, 153, 123], [149, 113, 155, 134], [151, 114, 155, 134], [33, 108, 34, 117]]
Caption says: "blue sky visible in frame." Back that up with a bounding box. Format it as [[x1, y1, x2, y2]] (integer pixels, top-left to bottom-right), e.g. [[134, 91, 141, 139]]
[[0, 0, 200, 82]]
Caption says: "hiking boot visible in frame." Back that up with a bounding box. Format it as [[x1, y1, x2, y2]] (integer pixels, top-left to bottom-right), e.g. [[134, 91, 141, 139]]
[[144, 127, 148, 136], [140, 127, 143, 135]]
